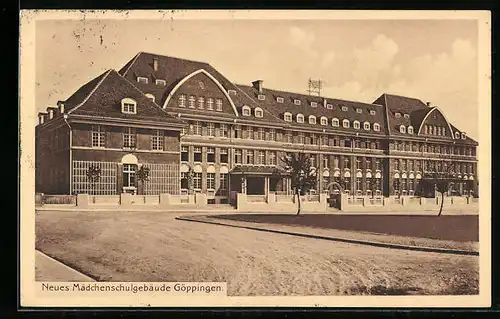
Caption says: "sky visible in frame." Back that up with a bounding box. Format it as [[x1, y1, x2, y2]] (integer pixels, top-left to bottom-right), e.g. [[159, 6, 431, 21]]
[[35, 18, 479, 139]]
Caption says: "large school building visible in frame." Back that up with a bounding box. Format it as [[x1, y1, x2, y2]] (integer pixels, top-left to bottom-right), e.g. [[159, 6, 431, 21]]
[[35, 52, 478, 203]]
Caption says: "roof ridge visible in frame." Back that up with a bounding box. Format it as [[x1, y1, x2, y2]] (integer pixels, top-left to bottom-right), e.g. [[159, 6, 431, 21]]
[[67, 69, 113, 115], [138, 51, 211, 66], [121, 52, 142, 77]]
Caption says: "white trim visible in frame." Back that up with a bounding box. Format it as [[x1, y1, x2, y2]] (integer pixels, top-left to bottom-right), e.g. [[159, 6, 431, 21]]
[[71, 146, 180, 154], [121, 154, 138, 165], [162, 69, 239, 116], [417, 107, 455, 138], [67, 70, 113, 115]]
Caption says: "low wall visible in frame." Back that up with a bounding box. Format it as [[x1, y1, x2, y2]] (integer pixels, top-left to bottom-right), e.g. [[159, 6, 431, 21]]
[[75, 193, 205, 208], [235, 193, 328, 213]]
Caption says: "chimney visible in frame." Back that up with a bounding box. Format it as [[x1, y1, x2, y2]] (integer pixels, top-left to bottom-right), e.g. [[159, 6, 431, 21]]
[[58, 101, 65, 114], [38, 112, 47, 125], [153, 57, 159, 72], [426, 101, 432, 107], [47, 106, 58, 119], [252, 80, 263, 93], [323, 98, 327, 108]]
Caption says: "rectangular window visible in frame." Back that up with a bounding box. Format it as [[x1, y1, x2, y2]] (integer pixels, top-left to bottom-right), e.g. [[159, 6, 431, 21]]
[[257, 150, 266, 165], [234, 125, 241, 138], [122, 102, 136, 114], [269, 151, 277, 166], [310, 156, 316, 168], [193, 172, 202, 190], [402, 160, 407, 171], [181, 146, 189, 162], [216, 99, 223, 111], [198, 96, 205, 109], [365, 158, 371, 170], [323, 156, 328, 168], [156, 79, 166, 86], [207, 173, 215, 190], [286, 131, 293, 143], [220, 148, 228, 164], [268, 129, 275, 141], [192, 121, 202, 135], [235, 149, 242, 164], [220, 124, 228, 138], [246, 126, 253, 140], [123, 127, 136, 148], [207, 147, 215, 163], [207, 123, 215, 137], [393, 160, 400, 171], [246, 150, 254, 165], [137, 77, 148, 84], [207, 98, 214, 110], [91, 125, 105, 148], [220, 173, 228, 190], [311, 134, 317, 145], [193, 146, 202, 162], [375, 159, 381, 170], [257, 128, 265, 141], [123, 164, 137, 187], [298, 132, 304, 144], [188, 95, 195, 108], [151, 129, 164, 151], [178, 94, 186, 107]]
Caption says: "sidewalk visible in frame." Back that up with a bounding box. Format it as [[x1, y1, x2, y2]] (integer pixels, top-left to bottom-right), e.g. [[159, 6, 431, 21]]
[[35, 250, 95, 282]]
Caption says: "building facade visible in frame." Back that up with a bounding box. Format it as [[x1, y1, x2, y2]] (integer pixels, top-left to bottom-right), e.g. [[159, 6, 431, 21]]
[[35, 52, 479, 202]]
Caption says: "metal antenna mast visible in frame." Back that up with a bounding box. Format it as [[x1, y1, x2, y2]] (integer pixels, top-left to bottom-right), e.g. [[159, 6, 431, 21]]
[[307, 78, 322, 96]]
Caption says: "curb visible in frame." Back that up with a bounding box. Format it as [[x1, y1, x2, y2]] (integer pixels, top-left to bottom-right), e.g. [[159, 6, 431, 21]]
[[175, 216, 479, 257], [36, 250, 97, 282]]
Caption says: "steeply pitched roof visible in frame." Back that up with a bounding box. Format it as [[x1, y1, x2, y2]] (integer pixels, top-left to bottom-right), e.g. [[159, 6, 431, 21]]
[[63, 69, 111, 112], [66, 69, 184, 125]]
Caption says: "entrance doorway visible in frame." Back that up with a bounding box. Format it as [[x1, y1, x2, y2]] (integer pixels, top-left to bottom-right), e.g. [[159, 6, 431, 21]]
[[327, 181, 343, 209], [247, 177, 265, 195]]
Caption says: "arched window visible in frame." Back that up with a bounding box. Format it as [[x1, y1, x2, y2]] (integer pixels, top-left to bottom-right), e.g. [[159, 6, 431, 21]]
[[242, 105, 251, 116], [399, 125, 406, 133], [145, 93, 155, 102], [455, 131, 460, 139], [320, 116, 328, 126], [353, 120, 360, 129], [284, 112, 292, 122], [424, 125, 428, 134], [254, 107, 263, 118], [342, 119, 350, 128], [121, 98, 137, 114], [373, 123, 380, 132], [332, 118, 340, 127], [308, 115, 316, 124], [296, 114, 304, 123], [461, 132, 466, 140], [363, 122, 370, 130], [407, 126, 414, 134]]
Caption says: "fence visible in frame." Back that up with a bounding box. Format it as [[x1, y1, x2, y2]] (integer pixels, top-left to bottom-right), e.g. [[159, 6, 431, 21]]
[[37, 194, 76, 205], [72, 161, 118, 195]]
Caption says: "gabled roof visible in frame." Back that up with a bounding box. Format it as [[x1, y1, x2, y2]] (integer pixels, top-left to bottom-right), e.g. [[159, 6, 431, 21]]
[[237, 85, 386, 135], [65, 69, 184, 125]]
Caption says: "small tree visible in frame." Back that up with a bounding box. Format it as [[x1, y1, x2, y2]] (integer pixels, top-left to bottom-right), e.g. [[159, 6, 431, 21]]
[[182, 166, 195, 195], [136, 166, 150, 195], [424, 160, 454, 217], [86, 165, 101, 195], [281, 152, 317, 215]]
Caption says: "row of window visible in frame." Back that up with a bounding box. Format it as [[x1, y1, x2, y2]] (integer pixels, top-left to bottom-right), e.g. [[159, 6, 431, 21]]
[[180, 172, 228, 191], [91, 126, 164, 151], [390, 141, 476, 156], [422, 125, 467, 140], [137, 76, 166, 86], [282, 113, 382, 131], [177, 94, 223, 111], [393, 159, 474, 174]]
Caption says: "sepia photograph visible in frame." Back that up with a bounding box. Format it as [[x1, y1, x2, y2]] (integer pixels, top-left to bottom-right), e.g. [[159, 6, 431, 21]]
[[19, 10, 491, 307]]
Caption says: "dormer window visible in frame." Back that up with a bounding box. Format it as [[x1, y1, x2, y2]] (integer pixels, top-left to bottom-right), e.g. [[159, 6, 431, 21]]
[[341, 106, 348, 112], [255, 107, 263, 118], [310, 101, 318, 107], [407, 126, 414, 134], [455, 131, 460, 139], [332, 118, 340, 127], [404, 113, 410, 119], [121, 98, 137, 114], [294, 99, 301, 105], [137, 77, 148, 84], [277, 97, 284, 103], [395, 112, 401, 118], [342, 119, 350, 128], [363, 122, 370, 130], [356, 108, 362, 114], [373, 123, 380, 132], [320, 116, 328, 126], [155, 79, 166, 86], [258, 94, 266, 100], [242, 105, 251, 116], [353, 121, 360, 129], [370, 110, 376, 115], [399, 125, 406, 133], [327, 104, 333, 109], [296, 114, 304, 123], [461, 132, 466, 140], [145, 93, 155, 102], [228, 89, 237, 95], [284, 112, 292, 122], [309, 115, 316, 125]]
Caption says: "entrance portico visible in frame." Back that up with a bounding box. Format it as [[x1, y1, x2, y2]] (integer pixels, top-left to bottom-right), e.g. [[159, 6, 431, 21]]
[[229, 165, 289, 195]]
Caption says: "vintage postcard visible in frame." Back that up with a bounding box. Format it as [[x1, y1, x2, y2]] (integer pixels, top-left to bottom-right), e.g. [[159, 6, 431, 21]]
[[20, 10, 491, 307]]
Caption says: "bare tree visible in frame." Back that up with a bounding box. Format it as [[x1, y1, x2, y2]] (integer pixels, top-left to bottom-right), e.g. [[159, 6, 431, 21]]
[[136, 166, 150, 195], [281, 152, 317, 215], [424, 160, 454, 217], [86, 165, 101, 195]]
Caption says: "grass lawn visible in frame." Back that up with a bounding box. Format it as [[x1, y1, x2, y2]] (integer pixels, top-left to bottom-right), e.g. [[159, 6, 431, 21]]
[[213, 214, 478, 242], [36, 210, 479, 296]]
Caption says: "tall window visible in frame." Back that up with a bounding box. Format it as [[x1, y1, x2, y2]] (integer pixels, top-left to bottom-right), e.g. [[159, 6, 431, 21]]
[[207, 173, 215, 190], [151, 129, 163, 151], [216, 98, 223, 111], [234, 125, 241, 138], [207, 147, 215, 163], [343, 119, 350, 128], [220, 124, 228, 138], [193, 147, 202, 162], [91, 125, 105, 148], [375, 159, 381, 170], [198, 96, 205, 109], [373, 123, 380, 132], [268, 129, 276, 141], [286, 131, 293, 143], [220, 173, 228, 190], [323, 156, 329, 168], [257, 128, 265, 140], [269, 151, 277, 165], [188, 95, 195, 108], [220, 148, 228, 163], [235, 149, 242, 164], [394, 160, 400, 171], [192, 121, 202, 135], [207, 98, 214, 110], [193, 172, 202, 190], [257, 150, 265, 165], [332, 118, 340, 127], [178, 94, 186, 107], [246, 126, 253, 140], [123, 127, 136, 148], [246, 150, 254, 164], [123, 164, 136, 187], [298, 132, 305, 144], [181, 146, 189, 161], [207, 123, 215, 137], [365, 158, 371, 170]]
